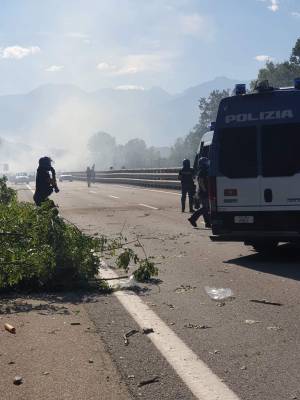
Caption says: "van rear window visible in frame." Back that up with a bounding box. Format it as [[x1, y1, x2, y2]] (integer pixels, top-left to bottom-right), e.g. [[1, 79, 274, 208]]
[[262, 124, 300, 177], [218, 127, 258, 178]]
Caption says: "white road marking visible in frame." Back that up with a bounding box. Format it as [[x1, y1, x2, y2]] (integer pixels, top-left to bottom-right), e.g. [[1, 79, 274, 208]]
[[115, 185, 181, 196], [109, 195, 120, 199], [138, 203, 158, 210], [89, 190, 97, 194], [100, 264, 240, 400], [26, 184, 34, 194]]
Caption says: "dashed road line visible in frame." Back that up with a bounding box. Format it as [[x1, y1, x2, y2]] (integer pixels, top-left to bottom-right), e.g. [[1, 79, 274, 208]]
[[100, 264, 240, 400], [26, 184, 34, 194], [115, 184, 181, 196], [138, 203, 158, 210]]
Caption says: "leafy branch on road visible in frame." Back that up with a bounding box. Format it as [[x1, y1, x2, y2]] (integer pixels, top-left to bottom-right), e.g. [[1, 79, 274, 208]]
[[0, 177, 158, 290]]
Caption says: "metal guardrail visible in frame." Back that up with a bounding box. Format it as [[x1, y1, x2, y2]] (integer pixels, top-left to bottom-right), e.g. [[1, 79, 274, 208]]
[[65, 168, 181, 190]]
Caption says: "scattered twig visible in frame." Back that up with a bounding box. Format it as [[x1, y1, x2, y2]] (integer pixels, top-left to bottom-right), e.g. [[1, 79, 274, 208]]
[[123, 329, 139, 345], [250, 299, 282, 306], [138, 376, 159, 387]]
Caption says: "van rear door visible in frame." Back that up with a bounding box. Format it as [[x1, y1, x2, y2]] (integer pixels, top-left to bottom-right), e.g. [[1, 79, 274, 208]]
[[260, 123, 300, 210], [216, 126, 261, 212]]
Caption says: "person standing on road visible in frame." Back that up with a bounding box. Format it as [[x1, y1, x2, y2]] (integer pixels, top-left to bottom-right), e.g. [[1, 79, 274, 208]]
[[86, 166, 92, 187], [178, 159, 195, 213], [188, 157, 211, 228], [33, 156, 59, 206]]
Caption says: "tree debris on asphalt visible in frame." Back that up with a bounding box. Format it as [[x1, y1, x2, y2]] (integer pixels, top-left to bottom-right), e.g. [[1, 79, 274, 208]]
[[123, 329, 139, 345], [250, 299, 282, 306], [267, 326, 283, 331], [142, 328, 154, 335], [4, 323, 16, 334], [164, 303, 175, 309], [138, 376, 159, 387], [184, 323, 210, 330], [175, 284, 196, 294]]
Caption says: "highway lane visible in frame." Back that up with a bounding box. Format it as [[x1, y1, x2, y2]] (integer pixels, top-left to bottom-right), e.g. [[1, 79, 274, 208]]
[[19, 181, 300, 400]]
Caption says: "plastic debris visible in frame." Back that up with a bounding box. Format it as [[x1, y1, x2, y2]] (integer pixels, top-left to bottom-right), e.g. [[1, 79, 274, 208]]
[[4, 323, 16, 334], [245, 320, 261, 325], [138, 376, 159, 387], [205, 287, 234, 301], [13, 376, 23, 385], [250, 299, 282, 306], [112, 275, 141, 291], [43, 371, 50, 376], [240, 366, 247, 371]]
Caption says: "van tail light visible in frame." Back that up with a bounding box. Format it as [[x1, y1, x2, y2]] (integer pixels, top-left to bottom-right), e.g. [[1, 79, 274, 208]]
[[208, 176, 217, 213]]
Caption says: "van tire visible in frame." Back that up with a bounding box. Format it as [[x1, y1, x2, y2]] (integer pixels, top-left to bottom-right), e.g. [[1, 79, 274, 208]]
[[249, 241, 278, 254]]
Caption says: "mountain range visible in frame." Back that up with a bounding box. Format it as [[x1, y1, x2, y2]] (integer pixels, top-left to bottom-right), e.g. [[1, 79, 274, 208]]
[[0, 76, 242, 170]]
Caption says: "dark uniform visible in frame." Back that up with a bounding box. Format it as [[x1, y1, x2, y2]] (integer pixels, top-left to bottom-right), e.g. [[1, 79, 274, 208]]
[[33, 157, 59, 206], [188, 157, 211, 228], [86, 167, 92, 187], [178, 159, 195, 213]]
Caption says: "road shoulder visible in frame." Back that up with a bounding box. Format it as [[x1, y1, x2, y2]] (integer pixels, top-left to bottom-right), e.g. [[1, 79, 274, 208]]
[[0, 293, 131, 400]]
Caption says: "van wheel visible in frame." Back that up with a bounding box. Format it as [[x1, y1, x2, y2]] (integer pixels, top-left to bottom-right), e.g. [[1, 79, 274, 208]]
[[249, 241, 278, 254]]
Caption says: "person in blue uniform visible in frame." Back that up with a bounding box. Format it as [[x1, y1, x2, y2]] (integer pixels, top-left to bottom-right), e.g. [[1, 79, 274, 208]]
[[178, 159, 194, 213]]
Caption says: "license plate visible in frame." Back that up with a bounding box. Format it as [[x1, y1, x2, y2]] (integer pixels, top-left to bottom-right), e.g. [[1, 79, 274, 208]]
[[234, 216, 254, 224]]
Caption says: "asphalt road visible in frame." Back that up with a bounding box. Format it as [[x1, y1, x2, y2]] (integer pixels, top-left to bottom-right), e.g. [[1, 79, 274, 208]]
[[19, 181, 300, 400]]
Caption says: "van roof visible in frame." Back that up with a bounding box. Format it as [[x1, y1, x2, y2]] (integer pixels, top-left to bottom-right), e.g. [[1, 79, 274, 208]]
[[216, 88, 300, 128]]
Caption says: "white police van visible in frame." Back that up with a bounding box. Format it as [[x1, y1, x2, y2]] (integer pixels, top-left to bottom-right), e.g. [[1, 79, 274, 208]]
[[210, 80, 300, 252]]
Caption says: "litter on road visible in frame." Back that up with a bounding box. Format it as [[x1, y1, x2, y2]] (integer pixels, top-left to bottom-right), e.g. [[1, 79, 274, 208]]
[[4, 323, 16, 334], [13, 376, 23, 385], [205, 287, 234, 301], [245, 320, 261, 325]]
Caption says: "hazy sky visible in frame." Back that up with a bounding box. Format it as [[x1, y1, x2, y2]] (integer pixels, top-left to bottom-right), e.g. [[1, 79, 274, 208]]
[[0, 0, 299, 94]]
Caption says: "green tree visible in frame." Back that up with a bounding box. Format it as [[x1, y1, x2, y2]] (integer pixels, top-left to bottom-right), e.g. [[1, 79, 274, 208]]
[[251, 38, 300, 88], [290, 38, 300, 64]]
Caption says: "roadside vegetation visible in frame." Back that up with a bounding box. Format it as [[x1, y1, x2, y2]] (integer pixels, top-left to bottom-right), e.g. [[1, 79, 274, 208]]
[[0, 177, 157, 291]]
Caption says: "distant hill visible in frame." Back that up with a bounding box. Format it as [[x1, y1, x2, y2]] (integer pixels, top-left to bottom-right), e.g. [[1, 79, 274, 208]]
[[0, 77, 243, 170]]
